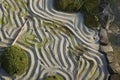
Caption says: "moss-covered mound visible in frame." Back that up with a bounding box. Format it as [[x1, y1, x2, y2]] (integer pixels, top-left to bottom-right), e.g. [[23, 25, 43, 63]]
[[54, 0, 101, 28], [81, 0, 101, 28], [1, 45, 28, 76], [45, 75, 64, 80], [54, 0, 82, 13]]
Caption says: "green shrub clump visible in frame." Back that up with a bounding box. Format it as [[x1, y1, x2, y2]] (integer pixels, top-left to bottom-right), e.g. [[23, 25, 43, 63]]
[[54, 0, 101, 28], [1, 45, 28, 76], [54, 0, 82, 13], [45, 75, 64, 80]]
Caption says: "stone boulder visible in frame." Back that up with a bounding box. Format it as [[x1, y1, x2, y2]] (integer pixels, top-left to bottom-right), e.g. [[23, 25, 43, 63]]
[[100, 43, 113, 53], [100, 28, 109, 45], [106, 52, 114, 63], [116, 34, 120, 46], [110, 61, 120, 74], [109, 74, 120, 80]]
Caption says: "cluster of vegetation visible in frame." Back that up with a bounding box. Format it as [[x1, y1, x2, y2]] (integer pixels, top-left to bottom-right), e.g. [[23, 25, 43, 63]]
[[54, 0, 101, 28], [0, 45, 28, 76], [108, 0, 117, 5], [44, 75, 64, 80]]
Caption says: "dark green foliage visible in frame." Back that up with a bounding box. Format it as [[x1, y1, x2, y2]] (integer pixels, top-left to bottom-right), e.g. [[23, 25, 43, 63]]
[[54, 0, 101, 28], [1, 45, 28, 76], [81, 0, 101, 28], [108, 0, 117, 5], [54, 0, 83, 13], [44, 75, 64, 80]]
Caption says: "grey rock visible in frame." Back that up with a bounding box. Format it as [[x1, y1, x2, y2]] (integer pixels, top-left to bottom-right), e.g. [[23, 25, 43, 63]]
[[100, 28, 109, 45], [109, 74, 120, 80], [100, 43, 113, 53], [110, 62, 120, 74], [109, 24, 120, 34], [99, 5, 114, 30], [116, 34, 120, 46], [107, 52, 114, 63]]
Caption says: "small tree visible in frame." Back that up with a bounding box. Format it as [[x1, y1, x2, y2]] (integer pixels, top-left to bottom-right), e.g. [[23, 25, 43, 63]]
[[1, 45, 28, 76]]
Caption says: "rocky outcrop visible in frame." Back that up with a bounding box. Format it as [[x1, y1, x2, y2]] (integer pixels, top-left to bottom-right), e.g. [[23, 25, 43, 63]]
[[99, 28, 120, 76], [99, 30, 120, 78], [99, 29, 120, 76], [98, 1, 120, 78]]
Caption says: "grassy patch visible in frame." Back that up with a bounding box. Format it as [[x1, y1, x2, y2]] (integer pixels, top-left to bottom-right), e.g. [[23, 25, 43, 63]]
[[0, 18, 3, 25], [42, 20, 76, 48], [3, 2, 11, 10]]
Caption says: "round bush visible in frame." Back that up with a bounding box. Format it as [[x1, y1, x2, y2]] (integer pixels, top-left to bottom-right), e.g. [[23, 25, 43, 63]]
[[54, 0, 82, 13], [54, 0, 101, 28], [1, 45, 28, 76], [45, 75, 64, 80]]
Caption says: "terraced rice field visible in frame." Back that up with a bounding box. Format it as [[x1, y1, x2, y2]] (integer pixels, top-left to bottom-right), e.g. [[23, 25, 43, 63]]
[[0, 0, 109, 80]]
